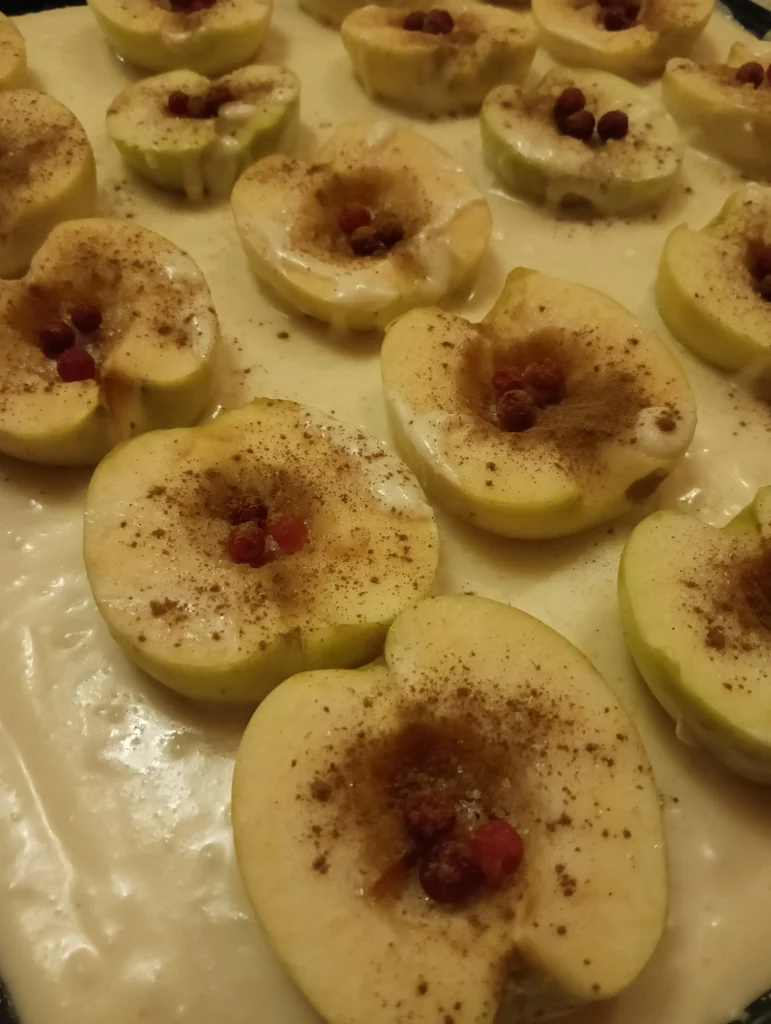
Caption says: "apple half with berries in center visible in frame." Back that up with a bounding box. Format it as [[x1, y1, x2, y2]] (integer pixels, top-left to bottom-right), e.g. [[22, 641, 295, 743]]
[[0, 218, 219, 465], [231, 121, 492, 331], [381, 268, 696, 539], [107, 65, 299, 201], [84, 399, 439, 702], [233, 594, 668, 1024]]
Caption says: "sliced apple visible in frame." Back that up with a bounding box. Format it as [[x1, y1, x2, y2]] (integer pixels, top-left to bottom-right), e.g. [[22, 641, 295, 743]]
[[232, 594, 668, 1024], [381, 268, 696, 538], [341, 3, 537, 117], [84, 398, 438, 702], [0, 90, 96, 280], [87, 0, 272, 76], [619, 487, 771, 782], [532, 0, 713, 79], [657, 184, 771, 376], [662, 42, 771, 175], [107, 65, 299, 201], [232, 121, 492, 331], [482, 67, 683, 215], [0, 219, 219, 465], [0, 14, 26, 91]]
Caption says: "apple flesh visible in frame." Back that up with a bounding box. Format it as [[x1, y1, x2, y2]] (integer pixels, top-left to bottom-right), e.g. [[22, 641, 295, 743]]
[[107, 65, 300, 201], [619, 487, 771, 782], [481, 67, 683, 215], [0, 90, 96, 279], [656, 183, 771, 374], [532, 0, 713, 79], [84, 399, 439, 702], [381, 268, 696, 538], [0, 218, 219, 465], [341, 3, 537, 117], [232, 594, 668, 1024], [87, 0, 272, 76], [0, 14, 26, 91], [231, 121, 492, 331]]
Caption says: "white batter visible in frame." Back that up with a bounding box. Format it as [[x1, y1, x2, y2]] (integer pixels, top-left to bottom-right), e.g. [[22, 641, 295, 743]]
[[2, 5, 771, 1024]]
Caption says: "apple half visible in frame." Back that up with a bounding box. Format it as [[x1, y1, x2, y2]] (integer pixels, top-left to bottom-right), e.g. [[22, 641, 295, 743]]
[[619, 487, 771, 782], [0, 13, 26, 91], [657, 183, 771, 374], [381, 268, 696, 538], [84, 399, 439, 702], [107, 65, 300, 201], [87, 0, 272, 76], [481, 67, 683, 215], [532, 0, 713, 79], [0, 90, 96, 279], [663, 41, 771, 175], [341, 3, 537, 117], [231, 121, 492, 331], [232, 594, 668, 1024], [0, 219, 219, 465]]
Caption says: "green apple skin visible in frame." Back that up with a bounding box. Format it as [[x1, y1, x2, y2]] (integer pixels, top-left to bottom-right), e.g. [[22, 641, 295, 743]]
[[0, 14, 26, 91], [382, 268, 696, 539], [0, 219, 219, 466], [233, 594, 668, 1024], [619, 488, 771, 783], [0, 90, 97, 279], [662, 56, 771, 176], [481, 68, 683, 216], [84, 399, 439, 702], [107, 67, 300, 201], [532, 0, 713, 79], [341, 4, 537, 117], [87, 0, 272, 76], [656, 184, 771, 374]]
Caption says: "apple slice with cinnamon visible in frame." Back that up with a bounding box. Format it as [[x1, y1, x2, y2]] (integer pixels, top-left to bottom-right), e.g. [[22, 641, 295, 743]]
[[381, 268, 696, 538], [0, 89, 96, 278], [0, 219, 219, 465], [232, 594, 668, 1024], [84, 399, 438, 701]]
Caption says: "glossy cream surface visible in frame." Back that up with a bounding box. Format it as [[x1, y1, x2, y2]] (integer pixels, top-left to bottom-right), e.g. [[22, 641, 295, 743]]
[[3, 5, 771, 1024]]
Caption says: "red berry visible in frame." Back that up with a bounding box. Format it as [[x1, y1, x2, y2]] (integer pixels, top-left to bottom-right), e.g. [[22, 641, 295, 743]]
[[402, 9, 426, 30], [403, 791, 457, 847], [372, 211, 405, 250], [418, 840, 481, 903], [554, 87, 585, 122], [759, 274, 771, 302], [227, 522, 267, 567], [522, 358, 567, 407], [349, 225, 383, 257], [750, 243, 771, 280], [228, 496, 268, 526], [167, 90, 190, 117], [56, 347, 97, 382], [559, 109, 595, 142], [597, 109, 629, 142], [39, 320, 74, 358], [602, 5, 638, 30], [269, 516, 309, 554], [491, 366, 525, 396], [338, 202, 372, 237], [422, 8, 453, 33], [70, 303, 102, 333], [736, 62, 764, 88], [203, 84, 233, 117], [469, 819, 524, 887], [496, 389, 536, 432]]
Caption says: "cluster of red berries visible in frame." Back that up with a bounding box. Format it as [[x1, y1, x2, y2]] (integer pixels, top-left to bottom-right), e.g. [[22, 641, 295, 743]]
[[491, 358, 567, 434], [597, 0, 639, 32], [554, 87, 629, 145], [747, 241, 771, 302], [38, 304, 102, 383], [167, 84, 234, 119], [226, 496, 309, 567], [402, 789, 525, 903], [734, 61, 771, 89], [338, 203, 405, 257], [402, 8, 454, 35]]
